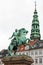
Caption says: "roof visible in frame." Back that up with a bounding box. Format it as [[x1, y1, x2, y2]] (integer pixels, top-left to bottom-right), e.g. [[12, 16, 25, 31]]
[[0, 49, 8, 58], [17, 45, 25, 52], [37, 40, 43, 43], [29, 40, 43, 50], [29, 41, 35, 46], [17, 40, 43, 52], [28, 39, 38, 46]]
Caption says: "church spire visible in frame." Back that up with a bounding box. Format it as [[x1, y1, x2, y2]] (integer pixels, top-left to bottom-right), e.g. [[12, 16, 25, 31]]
[[30, 1, 41, 40]]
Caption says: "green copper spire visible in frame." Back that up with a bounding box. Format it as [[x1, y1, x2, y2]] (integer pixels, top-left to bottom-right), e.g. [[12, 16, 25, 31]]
[[30, 1, 41, 40]]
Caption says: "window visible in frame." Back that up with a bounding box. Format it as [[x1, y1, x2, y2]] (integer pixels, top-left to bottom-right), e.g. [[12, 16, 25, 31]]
[[34, 44, 36, 47], [16, 52, 19, 55], [35, 51, 38, 55], [35, 59, 38, 64], [40, 43, 43, 47], [31, 51, 34, 55], [25, 45, 29, 50], [36, 25, 37, 28], [19, 53, 21, 55], [39, 58, 42, 63], [39, 51, 42, 55], [24, 52, 26, 55], [26, 52, 28, 55]]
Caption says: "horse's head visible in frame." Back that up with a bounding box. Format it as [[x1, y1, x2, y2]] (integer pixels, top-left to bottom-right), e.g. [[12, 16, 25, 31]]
[[19, 28, 28, 36]]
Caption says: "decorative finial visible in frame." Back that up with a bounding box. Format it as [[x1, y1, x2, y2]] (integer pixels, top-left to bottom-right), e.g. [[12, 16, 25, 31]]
[[35, 1, 37, 11]]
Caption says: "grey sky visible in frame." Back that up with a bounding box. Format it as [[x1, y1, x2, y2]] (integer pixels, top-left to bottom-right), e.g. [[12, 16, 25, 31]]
[[0, 0, 43, 51]]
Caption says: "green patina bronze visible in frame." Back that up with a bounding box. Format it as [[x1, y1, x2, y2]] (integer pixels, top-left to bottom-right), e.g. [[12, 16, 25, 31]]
[[30, 2, 41, 40], [8, 28, 29, 56]]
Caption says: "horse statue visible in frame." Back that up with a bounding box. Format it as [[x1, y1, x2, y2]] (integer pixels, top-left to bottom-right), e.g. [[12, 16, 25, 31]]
[[8, 28, 29, 56]]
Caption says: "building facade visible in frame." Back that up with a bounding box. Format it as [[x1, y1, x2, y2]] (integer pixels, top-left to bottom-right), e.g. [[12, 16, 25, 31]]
[[16, 41, 43, 65]]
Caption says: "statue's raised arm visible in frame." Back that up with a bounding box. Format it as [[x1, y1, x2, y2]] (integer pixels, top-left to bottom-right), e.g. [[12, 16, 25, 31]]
[[9, 32, 14, 39], [9, 29, 19, 39]]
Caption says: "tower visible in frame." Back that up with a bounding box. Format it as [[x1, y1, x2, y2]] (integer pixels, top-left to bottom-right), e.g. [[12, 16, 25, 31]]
[[30, 2, 41, 40]]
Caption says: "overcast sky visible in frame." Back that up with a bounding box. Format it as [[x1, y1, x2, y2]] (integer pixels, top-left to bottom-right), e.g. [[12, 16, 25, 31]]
[[0, 0, 43, 51]]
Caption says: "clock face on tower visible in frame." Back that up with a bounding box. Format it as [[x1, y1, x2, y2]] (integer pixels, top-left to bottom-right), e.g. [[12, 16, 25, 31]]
[[25, 45, 29, 50]]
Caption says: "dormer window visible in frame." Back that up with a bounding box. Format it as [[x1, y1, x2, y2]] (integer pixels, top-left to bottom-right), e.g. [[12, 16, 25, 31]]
[[25, 45, 29, 50]]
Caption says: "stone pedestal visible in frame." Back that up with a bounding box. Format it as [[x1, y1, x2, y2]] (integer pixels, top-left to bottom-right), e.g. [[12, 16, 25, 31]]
[[2, 55, 34, 65]]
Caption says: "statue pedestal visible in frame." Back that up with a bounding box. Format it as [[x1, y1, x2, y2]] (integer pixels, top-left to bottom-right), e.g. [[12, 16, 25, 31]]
[[2, 55, 34, 65]]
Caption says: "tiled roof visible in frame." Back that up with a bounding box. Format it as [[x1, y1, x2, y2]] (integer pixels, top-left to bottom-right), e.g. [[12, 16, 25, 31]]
[[0, 49, 8, 58], [17, 45, 25, 52], [29, 40, 43, 50], [37, 40, 43, 43], [28, 40, 38, 46], [17, 40, 43, 51], [29, 41, 35, 46]]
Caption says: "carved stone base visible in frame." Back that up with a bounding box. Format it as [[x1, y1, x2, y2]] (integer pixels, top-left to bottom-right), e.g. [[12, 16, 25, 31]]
[[2, 55, 34, 65]]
